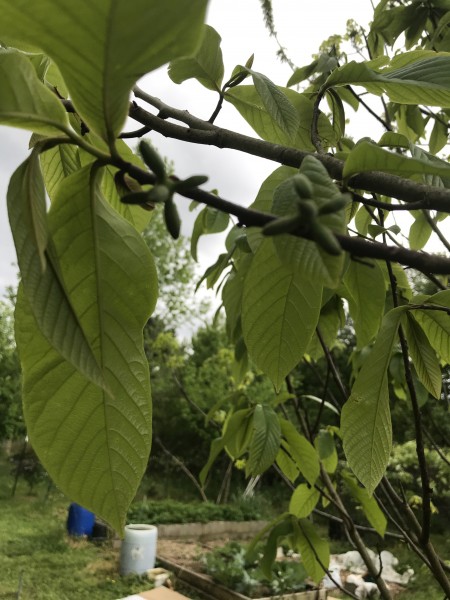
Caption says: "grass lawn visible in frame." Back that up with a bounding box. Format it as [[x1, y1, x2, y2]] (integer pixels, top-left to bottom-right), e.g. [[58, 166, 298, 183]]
[[0, 455, 154, 600]]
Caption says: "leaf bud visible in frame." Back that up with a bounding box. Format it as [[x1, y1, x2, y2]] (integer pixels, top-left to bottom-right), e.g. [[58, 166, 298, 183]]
[[293, 173, 314, 199], [139, 140, 166, 181]]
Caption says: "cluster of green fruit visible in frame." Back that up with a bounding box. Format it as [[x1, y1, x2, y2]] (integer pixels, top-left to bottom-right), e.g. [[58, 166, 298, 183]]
[[263, 173, 348, 255]]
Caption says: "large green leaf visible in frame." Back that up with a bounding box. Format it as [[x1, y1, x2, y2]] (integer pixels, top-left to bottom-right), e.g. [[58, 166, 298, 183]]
[[289, 484, 320, 518], [246, 405, 281, 476], [342, 259, 386, 348], [168, 24, 224, 91], [0, 50, 69, 135], [413, 290, 450, 363], [242, 239, 322, 390], [0, 0, 207, 141], [250, 70, 299, 140], [403, 313, 442, 399], [191, 206, 229, 261], [343, 141, 450, 180], [222, 255, 252, 341], [279, 419, 320, 486], [8, 160, 107, 386], [15, 167, 157, 532], [324, 52, 450, 107], [226, 86, 336, 151], [306, 296, 345, 360], [341, 472, 387, 537], [341, 307, 407, 493], [293, 518, 329, 584]]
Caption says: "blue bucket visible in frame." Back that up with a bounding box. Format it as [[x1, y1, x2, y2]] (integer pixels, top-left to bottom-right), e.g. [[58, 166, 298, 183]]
[[67, 503, 95, 536]]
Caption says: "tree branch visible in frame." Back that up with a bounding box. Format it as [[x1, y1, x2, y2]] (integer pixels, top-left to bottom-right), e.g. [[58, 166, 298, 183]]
[[128, 99, 450, 213]]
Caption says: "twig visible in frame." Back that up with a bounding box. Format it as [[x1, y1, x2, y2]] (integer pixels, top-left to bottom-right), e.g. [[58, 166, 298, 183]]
[[120, 125, 152, 139], [316, 329, 348, 402], [154, 437, 208, 502], [423, 426, 450, 468], [347, 86, 392, 131], [311, 91, 326, 154]]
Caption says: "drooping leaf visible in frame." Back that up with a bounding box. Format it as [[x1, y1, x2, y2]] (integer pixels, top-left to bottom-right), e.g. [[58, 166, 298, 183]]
[[275, 448, 300, 484], [429, 117, 448, 154], [15, 167, 157, 532], [342, 259, 386, 348], [224, 408, 254, 458], [289, 484, 320, 518], [315, 430, 338, 474], [306, 295, 345, 360], [0, 50, 69, 135], [341, 307, 407, 493], [0, 0, 207, 141], [226, 85, 336, 151], [259, 519, 294, 579], [409, 211, 433, 250], [199, 437, 226, 487], [324, 52, 450, 108], [40, 144, 81, 201], [413, 290, 450, 363], [242, 238, 322, 390], [279, 419, 320, 486], [341, 472, 387, 537], [246, 404, 281, 476], [403, 313, 442, 399], [168, 24, 224, 91], [222, 255, 252, 340], [293, 518, 330, 584], [191, 206, 230, 261]]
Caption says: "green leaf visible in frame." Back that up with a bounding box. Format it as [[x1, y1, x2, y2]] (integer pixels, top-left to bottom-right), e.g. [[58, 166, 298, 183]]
[[271, 157, 347, 289], [341, 472, 387, 537], [275, 448, 300, 484], [222, 255, 252, 341], [168, 24, 224, 91], [246, 405, 281, 476], [341, 307, 407, 493], [191, 206, 230, 261], [279, 419, 320, 486], [324, 52, 450, 108], [0, 0, 207, 141], [224, 408, 254, 458], [342, 259, 386, 348], [259, 519, 294, 579], [250, 70, 300, 140], [343, 141, 450, 180], [0, 50, 69, 135], [414, 290, 450, 363], [8, 154, 48, 274], [15, 167, 157, 532], [326, 88, 346, 141], [409, 212, 432, 250], [293, 518, 329, 584], [306, 296, 345, 360], [199, 437, 226, 487], [242, 239, 322, 390], [40, 144, 81, 201], [286, 59, 319, 87], [7, 159, 107, 386], [403, 313, 442, 399], [289, 484, 320, 518], [226, 85, 336, 151], [247, 166, 297, 252], [429, 117, 448, 154], [315, 430, 338, 474]]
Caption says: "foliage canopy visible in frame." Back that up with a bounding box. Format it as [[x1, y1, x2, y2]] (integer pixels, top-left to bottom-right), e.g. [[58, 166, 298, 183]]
[[1, 1, 450, 597]]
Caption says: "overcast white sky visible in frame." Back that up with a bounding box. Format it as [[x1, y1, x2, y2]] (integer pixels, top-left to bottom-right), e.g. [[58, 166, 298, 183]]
[[0, 1, 376, 297]]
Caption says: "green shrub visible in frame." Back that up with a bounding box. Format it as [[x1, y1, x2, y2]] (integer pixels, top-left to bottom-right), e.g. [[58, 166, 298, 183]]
[[127, 499, 264, 524]]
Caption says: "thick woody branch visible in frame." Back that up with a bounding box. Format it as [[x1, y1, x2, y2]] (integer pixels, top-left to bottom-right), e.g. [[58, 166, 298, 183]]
[[128, 101, 450, 213]]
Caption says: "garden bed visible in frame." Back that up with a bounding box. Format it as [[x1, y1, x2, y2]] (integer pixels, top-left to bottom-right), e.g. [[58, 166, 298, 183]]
[[157, 556, 327, 600]]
